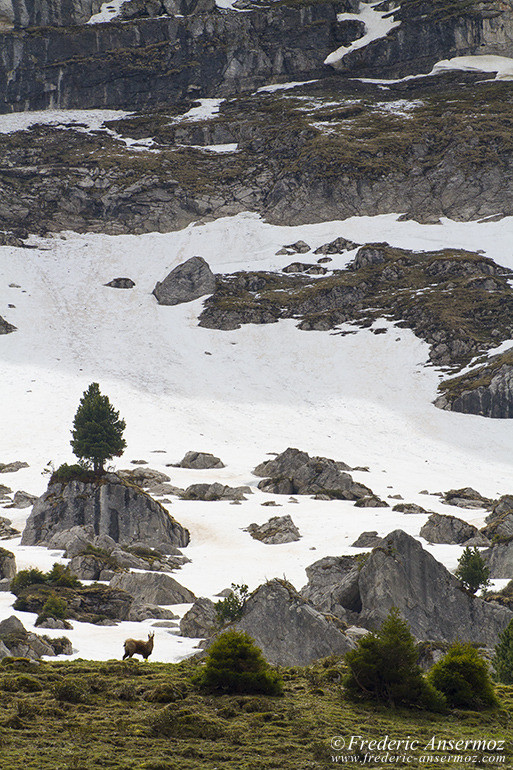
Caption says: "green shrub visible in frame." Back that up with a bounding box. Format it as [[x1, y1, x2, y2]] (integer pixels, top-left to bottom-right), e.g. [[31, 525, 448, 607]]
[[428, 642, 497, 709], [10, 569, 46, 594], [1, 674, 42, 693], [344, 608, 446, 710], [493, 620, 513, 683], [455, 546, 490, 594], [53, 677, 88, 703], [46, 563, 80, 588], [149, 705, 225, 739], [37, 594, 68, 623], [193, 630, 283, 695], [50, 462, 97, 484], [215, 583, 249, 625]]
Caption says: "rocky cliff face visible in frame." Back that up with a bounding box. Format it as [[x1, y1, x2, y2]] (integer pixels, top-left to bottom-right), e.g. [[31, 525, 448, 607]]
[[11, 0, 102, 27], [435, 350, 513, 417], [21, 474, 190, 552]]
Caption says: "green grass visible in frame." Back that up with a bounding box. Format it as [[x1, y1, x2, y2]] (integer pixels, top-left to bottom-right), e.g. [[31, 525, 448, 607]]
[[0, 656, 511, 769]]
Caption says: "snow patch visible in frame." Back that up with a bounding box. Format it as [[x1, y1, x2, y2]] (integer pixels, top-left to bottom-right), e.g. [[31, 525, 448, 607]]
[[325, 1, 401, 66], [88, 0, 130, 23]]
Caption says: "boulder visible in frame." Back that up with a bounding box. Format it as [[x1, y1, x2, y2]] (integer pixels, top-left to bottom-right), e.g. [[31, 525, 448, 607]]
[[0, 547, 16, 580], [153, 256, 216, 305], [233, 579, 354, 666], [355, 531, 512, 645], [180, 597, 217, 638], [482, 542, 513, 579], [314, 236, 359, 255], [180, 483, 250, 501], [350, 243, 388, 269], [282, 262, 316, 273], [351, 531, 382, 548], [354, 496, 389, 508], [175, 451, 225, 469], [392, 503, 430, 514], [118, 467, 171, 488], [482, 497, 513, 540], [0, 315, 16, 334], [284, 240, 310, 253], [21, 476, 190, 553], [128, 603, 178, 621], [245, 514, 301, 544], [0, 515, 19, 538], [105, 277, 135, 288], [253, 448, 367, 499], [0, 461, 28, 473], [0, 615, 62, 660], [420, 512, 490, 545], [9, 490, 37, 508], [35, 617, 72, 630], [48, 525, 100, 558], [442, 487, 492, 509], [110, 572, 195, 605], [69, 552, 121, 581]]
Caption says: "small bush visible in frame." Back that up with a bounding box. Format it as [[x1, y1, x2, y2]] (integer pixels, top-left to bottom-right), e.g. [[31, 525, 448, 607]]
[[193, 630, 283, 696], [46, 563, 81, 588], [344, 608, 446, 710], [215, 583, 249, 625], [10, 569, 46, 594], [53, 677, 88, 703], [37, 594, 68, 623], [50, 462, 97, 484], [493, 620, 513, 683], [428, 642, 497, 709]]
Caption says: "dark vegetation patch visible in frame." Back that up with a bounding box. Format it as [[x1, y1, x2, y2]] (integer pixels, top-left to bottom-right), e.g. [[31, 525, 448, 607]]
[[0, 656, 510, 768]]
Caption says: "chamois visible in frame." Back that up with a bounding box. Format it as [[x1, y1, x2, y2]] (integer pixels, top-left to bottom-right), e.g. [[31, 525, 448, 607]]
[[123, 631, 154, 660]]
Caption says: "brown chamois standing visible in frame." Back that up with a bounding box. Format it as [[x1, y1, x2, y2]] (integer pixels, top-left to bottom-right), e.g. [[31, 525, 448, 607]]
[[123, 631, 155, 660]]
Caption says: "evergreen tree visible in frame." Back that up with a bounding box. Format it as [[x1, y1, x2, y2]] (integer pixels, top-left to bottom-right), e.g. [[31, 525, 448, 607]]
[[70, 383, 126, 474], [455, 546, 490, 594], [344, 607, 445, 710], [428, 642, 497, 709], [493, 619, 513, 684]]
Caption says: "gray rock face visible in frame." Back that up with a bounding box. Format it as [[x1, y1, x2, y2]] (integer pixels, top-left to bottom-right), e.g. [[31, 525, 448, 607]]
[[0, 515, 19, 538], [153, 257, 216, 306], [127, 603, 178, 621], [245, 514, 301, 544], [0, 614, 65, 659], [234, 579, 354, 666], [21, 476, 190, 553], [351, 531, 382, 548], [435, 358, 513, 418], [105, 277, 135, 289], [180, 482, 250, 501], [300, 555, 361, 622], [118, 467, 171, 489], [420, 512, 489, 545], [354, 495, 389, 508], [0, 315, 16, 334], [314, 236, 359, 255], [175, 451, 225, 469], [442, 487, 492, 509], [392, 503, 430, 514], [355, 531, 512, 645], [0, 547, 15, 580], [110, 571, 195, 605], [10, 490, 37, 508], [12, 0, 102, 27], [483, 542, 513, 579], [179, 597, 217, 638], [0, 460, 28, 473]]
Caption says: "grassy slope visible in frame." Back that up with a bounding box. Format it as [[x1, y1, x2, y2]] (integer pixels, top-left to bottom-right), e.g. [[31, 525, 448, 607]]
[[0, 656, 512, 769]]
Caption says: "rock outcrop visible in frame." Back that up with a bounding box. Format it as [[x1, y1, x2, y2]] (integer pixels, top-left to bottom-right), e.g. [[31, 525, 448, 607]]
[[441, 487, 492, 509], [153, 257, 216, 306], [233, 579, 354, 666], [180, 482, 250, 501], [0, 615, 69, 660], [0, 547, 15, 580], [351, 531, 382, 548], [110, 571, 196, 605], [245, 515, 301, 544], [483, 542, 513, 579], [174, 451, 225, 469], [105, 277, 135, 289], [435, 350, 513, 418], [0, 315, 15, 334], [254, 447, 370, 499], [21, 475, 190, 553], [179, 597, 217, 638], [420, 513, 489, 546], [482, 497, 513, 540], [302, 531, 513, 646]]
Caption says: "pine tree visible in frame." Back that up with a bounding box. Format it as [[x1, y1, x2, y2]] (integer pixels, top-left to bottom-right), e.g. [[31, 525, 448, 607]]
[[455, 546, 490, 594], [70, 383, 126, 474], [344, 607, 445, 710], [493, 619, 513, 684]]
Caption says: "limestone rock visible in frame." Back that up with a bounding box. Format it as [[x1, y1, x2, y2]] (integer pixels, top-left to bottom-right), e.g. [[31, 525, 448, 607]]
[[392, 503, 430, 514], [105, 277, 135, 288], [233, 579, 354, 666], [10, 490, 37, 508], [179, 597, 217, 638], [180, 483, 250, 501], [117, 467, 171, 488], [0, 315, 16, 334], [351, 531, 382, 548], [153, 256, 216, 306], [350, 243, 388, 269], [245, 514, 301, 544], [314, 236, 359, 254], [420, 512, 489, 545], [282, 262, 316, 273], [354, 495, 389, 508], [483, 542, 513, 579], [35, 617, 72, 630], [0, 640, 11, 659], [442, 487, 492, 509], [175, 451, 225, 469], [0, 615, 61, 660], [0, 515, 19, 539], [128, 603, 178, 621], [0, 547, 16, 580], [21, 476, 189, 553], [0, 461, 28, 473], [110, 571, 195, 605], [482, 497, 513, 540], [284, 240, 310, 254]]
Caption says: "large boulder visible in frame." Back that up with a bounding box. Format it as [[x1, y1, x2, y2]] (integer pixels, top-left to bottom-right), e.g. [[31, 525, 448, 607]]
[[180, 597, 217, 638], [0, 615, 68, 660], [21, 475, 190, 553], [153, 256, 216, 306], [300, 555, 362, 621], [420, 513, 490, 545], [174, 451, 225, 469], [245, 514, 301, 544], [353, 531, 512, 645], [110, 572, 195, 605], [0, 515, 19, 539], [180, 483, 250, 501], [482, 496, 513, 540], [441, 487, 492, 509], [254, 448, 370, 499], [233, 579, 354, 666], [482, 542, 513, 579], [0, 547, 16, 580]]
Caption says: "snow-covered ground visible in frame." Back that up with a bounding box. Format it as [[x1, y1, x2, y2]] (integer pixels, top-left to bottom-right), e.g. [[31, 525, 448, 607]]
[[1, 211, 513, 661], [325, 1, 401, 66]]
